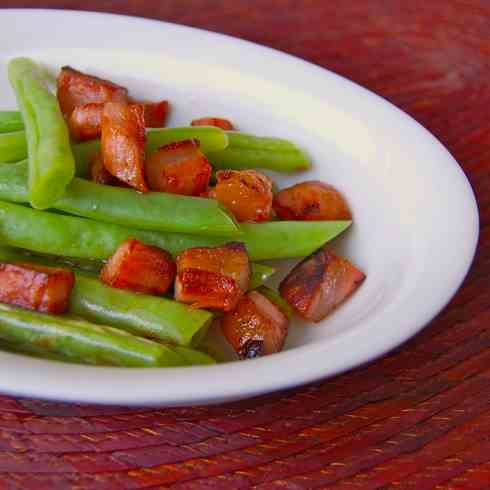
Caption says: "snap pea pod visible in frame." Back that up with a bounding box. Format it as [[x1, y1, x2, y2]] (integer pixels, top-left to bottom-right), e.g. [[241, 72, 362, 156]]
[[249, 263, 275, 289], [208, 147, 310, 173], [226, 132, 299, 151], [0, 303, 215, 367], [0, 247, 214, 346], [0, 201, 350, 261], [0, 111, 24, 134], [8, 57, 75, 209], [0, 161, 239, 236], [0, 131, 27, 162]]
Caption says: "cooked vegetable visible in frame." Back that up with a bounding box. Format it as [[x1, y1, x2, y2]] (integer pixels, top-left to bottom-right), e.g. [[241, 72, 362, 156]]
[[0, 262, 74, 313], [142, 100, 169, 128], [208, 169, 273, 222], [175, 242, 250, 311], [8, 57, 76, 209], [279, 246, 365, 322], [101, 101, 148, 192], [5, 126, 229, 173], [249, 263, 275, 290], [0, 111, 24, 133], [0, 303, 214, 367], [256, 286, 294, 319], [226, 132, 299, 151], [0, 246, 213, 346], [68, 103, 103, 141], [145, 139, 212, 196], [57, 66, 127, 118], [0, 162, 239, 235], [0, 131, 27, 162], [100, 239, 176, 295], [273, 180, 352, 221], [191, 117, 234, 130], [221, 290, 288, 359]]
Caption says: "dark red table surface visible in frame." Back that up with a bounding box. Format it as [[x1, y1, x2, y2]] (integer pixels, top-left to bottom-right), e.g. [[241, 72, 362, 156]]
[[0, 1, 489, 488]]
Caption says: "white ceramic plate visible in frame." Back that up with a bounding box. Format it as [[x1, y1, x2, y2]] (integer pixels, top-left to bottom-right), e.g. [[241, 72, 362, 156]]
[[0, 9, 479, 406]]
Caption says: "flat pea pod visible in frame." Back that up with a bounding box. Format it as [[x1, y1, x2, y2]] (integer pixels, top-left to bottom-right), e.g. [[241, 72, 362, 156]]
[[8, 57, 75, 209], [0, 111, 24, 134], [249, 263, 275, 289], [0, 161, 238, 236], [0, 303, 215, 367]]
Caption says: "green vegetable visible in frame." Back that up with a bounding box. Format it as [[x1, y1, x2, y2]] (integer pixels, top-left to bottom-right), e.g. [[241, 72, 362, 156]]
[[0, 131, 27, 162], [8, 57, 75, 209], [72, 126, 229, 177], [0, 111, 24, 133], [257, 286, 294, 319], [226, 132, 299, 151], [208, 147, 310, 173], [0, 303, 215, 367], [249, 263, 275, 289], [0, 162, 239, 236], [0, 201, 350, 261]]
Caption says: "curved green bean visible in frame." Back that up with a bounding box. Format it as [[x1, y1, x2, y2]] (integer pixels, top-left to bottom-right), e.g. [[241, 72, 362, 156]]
[[0, 161, 239, 236], [8, 57, 75, 209], [0, 111, 24, 134], [0, 303, 215, 367]]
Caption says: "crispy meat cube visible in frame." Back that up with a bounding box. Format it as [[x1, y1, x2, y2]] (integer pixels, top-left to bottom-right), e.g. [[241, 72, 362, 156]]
[[68, 103, 103, 141], [222, 290, 289, 359], [89, 151, 117, 185], [100, 239, 176, 295], [57, 66, 127, 118], [145, 139, 212, 196], [273, 180, 352, 221], [101, 101, 148, 192], [279, 246, 365, 322], [0, 262, 74, 314], [142, 100, 169, 128], [175, 242, 250, 311], [191, 117, 235, 130], [210, 169, 273, 222]]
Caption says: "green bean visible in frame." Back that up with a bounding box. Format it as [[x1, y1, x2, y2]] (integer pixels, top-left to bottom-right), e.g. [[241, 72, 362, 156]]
[[226, 132, 299, 151], [256, 286, 294, 319], [0, 303, 215, 367], [0, 247, 213, 346], [71, 126, 229, 177], [0, 161, 239, 236], [0, 131, 27, 162], [249, 263, 275, 289], [208, 147, 310, 173], [0, 111, 24, 134], [8, 58, 75, 209], [0, 201, 350, 261]]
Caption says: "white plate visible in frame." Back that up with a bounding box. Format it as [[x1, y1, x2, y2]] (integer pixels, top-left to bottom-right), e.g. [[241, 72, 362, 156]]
[[0, 9, 478, 406]]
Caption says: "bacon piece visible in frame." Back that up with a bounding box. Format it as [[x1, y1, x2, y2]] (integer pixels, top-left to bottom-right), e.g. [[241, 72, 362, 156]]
[[89, 152, 117, 185], [68, 103, 103, 141], [273, 180, 352, 221], [279, 246, 365, 322], [0, 262, 74, 314], [57, 66, 127, 118], [210, 169, 273, 222], [175, 242, 250, 311], [221, 290, 289, 359], [101, 101, 148, 192], [100, 239, 176, 295], [142, 100, 169, 128], [191, 117, 234, 130], [145, 139, 212, 196]]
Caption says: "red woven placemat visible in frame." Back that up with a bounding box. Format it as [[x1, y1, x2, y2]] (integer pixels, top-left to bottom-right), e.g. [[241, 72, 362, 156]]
[[0, 1, 488, 488]]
